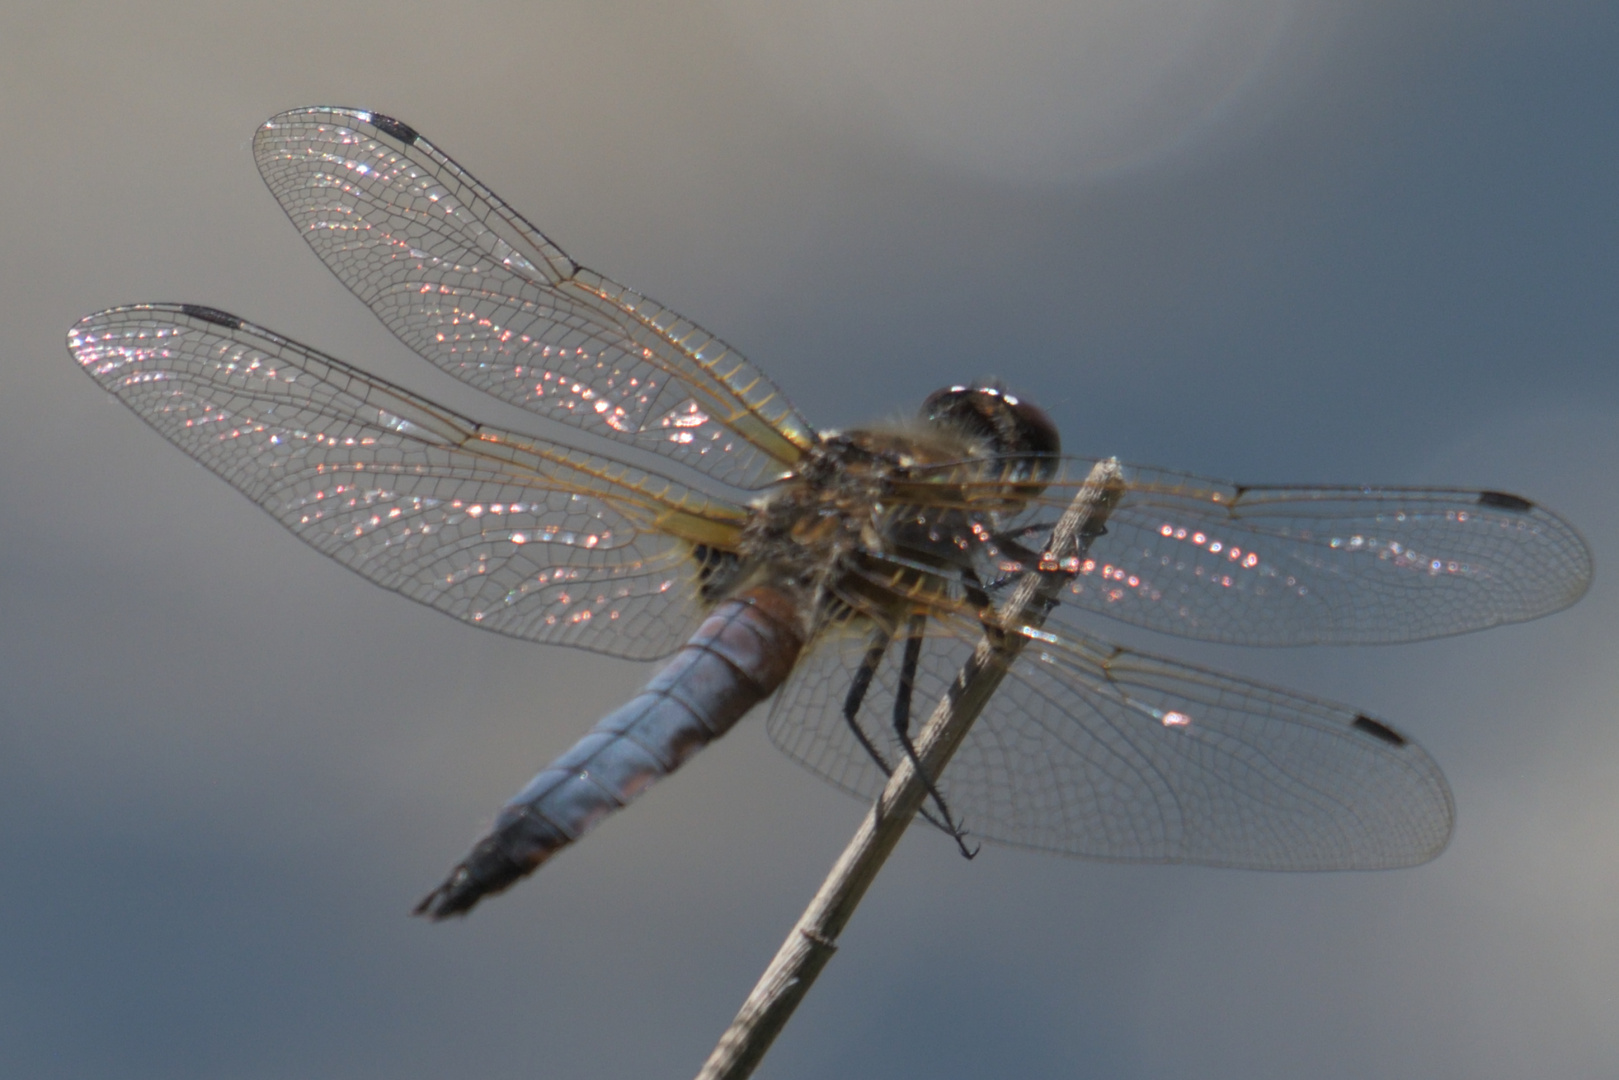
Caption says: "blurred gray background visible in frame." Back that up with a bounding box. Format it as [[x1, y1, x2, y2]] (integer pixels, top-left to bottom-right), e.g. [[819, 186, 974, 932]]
[[3, 1, 1617, 1077]]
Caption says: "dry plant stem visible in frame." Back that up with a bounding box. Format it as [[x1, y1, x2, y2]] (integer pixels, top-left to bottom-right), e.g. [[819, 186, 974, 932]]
[[695, 458, 1124, 1080]]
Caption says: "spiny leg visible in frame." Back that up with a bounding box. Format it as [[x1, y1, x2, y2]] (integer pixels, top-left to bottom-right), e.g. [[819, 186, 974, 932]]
[[987, 524, 1051, 574], [843, 632, 897, 777], [984, 521, 1108, 590], [843, 626, 957, 836], [892, 612, 978, 859]]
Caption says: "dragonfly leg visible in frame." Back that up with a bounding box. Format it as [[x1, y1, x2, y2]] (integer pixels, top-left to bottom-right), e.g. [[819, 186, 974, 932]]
[[979, 532, 1054, 590], [960, 565, 995, 619], [844, 626, 959, 837], [988, 526, 1050, 570], [843, 632, 896, 778], [991, 521, 1107, 571], [893, 613, 978, 859]]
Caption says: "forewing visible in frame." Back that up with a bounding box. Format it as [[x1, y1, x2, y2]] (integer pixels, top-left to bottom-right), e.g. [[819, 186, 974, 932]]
[[768, 615, 1452, 870], [69, 305, 748, 661], [252, 107, 814, 490], [924, 458, 1592, 645]]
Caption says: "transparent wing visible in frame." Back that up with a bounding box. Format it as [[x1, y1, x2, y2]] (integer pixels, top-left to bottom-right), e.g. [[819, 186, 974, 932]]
[[252, 106, 814, 491], [768, 614, 1453, 870], [69, 304, 751, 661], [897, 457, 1592, 646]]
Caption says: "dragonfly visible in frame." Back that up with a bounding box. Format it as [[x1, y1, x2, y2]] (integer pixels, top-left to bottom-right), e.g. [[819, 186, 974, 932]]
[[69, 107, 1592, 920]]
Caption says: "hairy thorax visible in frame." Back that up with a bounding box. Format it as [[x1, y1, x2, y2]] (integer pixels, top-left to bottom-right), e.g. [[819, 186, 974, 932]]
[[717, 424, 986, 629]]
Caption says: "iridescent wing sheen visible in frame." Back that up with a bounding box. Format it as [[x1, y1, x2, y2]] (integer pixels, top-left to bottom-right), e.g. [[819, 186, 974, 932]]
[[892, 456, 1592, 646], [767, 612, 1453, 870], [252, 107, 814, 491], [69, 304, 749, 661]]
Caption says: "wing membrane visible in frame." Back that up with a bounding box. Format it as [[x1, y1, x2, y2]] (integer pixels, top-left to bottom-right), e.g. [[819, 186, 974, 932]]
[[895, 457, 1592, 646], [252, 106, 814, 490], [768, 613, 1452, 870], [69, 305, 748, 660]]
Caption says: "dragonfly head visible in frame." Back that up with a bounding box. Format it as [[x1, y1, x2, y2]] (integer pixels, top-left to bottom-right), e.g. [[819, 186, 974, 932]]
[[920, 383, 1061, 487]]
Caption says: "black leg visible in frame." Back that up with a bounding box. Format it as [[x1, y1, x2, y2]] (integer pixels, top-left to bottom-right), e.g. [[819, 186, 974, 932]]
[[962, 565, 1021, 650], [892, 613, 978, 859], [893, 614, 925, 726], [991, 520, 1107, 573], [988, 524, 1052, 569], [843, 631, 896, 778], [976, 532, 1047, 591], [843, 624, 958, 837]]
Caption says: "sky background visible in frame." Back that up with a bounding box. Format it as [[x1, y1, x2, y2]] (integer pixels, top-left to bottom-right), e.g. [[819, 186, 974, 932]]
[[3, 1, 1618, 1077]]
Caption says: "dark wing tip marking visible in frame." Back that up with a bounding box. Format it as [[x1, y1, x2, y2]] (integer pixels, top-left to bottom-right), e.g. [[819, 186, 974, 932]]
[[366, 112, 419, 145], [180, 304, 244, 330], [1352, 715, 1408, 747], [1478, 490, 1534, 512]]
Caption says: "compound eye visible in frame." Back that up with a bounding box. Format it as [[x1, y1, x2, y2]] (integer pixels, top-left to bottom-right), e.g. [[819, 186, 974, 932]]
[[920, 385, 1059, 456], [919, 385, 1005, 441], [920, 385, 977, 426], [1008, 399, 1061, 460], [920, 384, 1061, 488]]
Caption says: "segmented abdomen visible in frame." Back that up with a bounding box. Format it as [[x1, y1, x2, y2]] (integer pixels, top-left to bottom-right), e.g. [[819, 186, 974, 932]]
[[416, 588, 802, 918]]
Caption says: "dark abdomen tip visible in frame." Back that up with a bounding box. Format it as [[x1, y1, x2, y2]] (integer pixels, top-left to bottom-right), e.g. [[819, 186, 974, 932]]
[[413, 836, 531, 920]]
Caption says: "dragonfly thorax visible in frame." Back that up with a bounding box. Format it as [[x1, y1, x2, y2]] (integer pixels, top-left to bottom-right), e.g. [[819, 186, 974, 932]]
[[727, 425, 1015, 628]]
